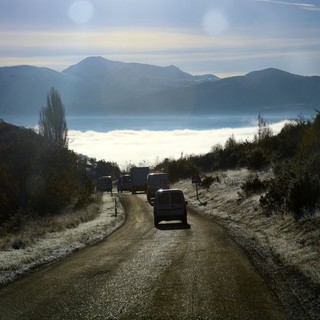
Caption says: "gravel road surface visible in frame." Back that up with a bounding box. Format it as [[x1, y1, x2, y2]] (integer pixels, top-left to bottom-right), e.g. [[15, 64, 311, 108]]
[[0, 194, 285, 319]]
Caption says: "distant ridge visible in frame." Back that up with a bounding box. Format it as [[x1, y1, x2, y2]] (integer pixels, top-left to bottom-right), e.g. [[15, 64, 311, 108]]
[[0, 56, 319, 117]]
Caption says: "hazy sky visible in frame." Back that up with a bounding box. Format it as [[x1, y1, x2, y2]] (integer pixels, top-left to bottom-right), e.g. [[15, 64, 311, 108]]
[[1, 0, 320, 77]]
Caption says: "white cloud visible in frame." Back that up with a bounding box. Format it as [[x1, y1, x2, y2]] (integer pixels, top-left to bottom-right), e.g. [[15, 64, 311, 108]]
[[254, 0, 319, 11], [1, 0, 320, 76], [0, 29, 237, 53], [68, 121, 288, 168], [1, 27, 319, 75]]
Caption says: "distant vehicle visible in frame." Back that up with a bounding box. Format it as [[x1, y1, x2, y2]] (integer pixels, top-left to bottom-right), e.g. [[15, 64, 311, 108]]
[[97, 176, 112, 192], [117, 174, 132, 193], [153, 189, 188, 226], [130, 167, 150, 194], [146, 172, 169, 202]]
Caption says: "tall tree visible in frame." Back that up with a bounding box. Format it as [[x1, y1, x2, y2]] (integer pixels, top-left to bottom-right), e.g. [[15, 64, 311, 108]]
[[39, 87, 68, 148], [254, 113, 273, 144]]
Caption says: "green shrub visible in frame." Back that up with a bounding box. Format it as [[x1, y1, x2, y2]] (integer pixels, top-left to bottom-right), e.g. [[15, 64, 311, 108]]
[[259, 162, 295, 215], [241, 174, 267, 196], [260, 160, 320, 219], [0, 164, 19, 222], [247, 148, 270, 170], [155, 156, 199, 183], [287, 170, 320, 220], [201, 175, 220, 188], [0, 121, 108, 233]]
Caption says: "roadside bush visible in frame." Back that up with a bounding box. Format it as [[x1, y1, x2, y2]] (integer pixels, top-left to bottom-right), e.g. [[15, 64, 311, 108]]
[[222, 135, 244, 169], [259, 162, 295, 215], [74, 172, 95, 209], [201, 175, 220, 189], [287, 168, 320, 220], [272, 119, 311, 160], [88, 159, 121, 181], [0, 164, 19, 222], [241, 174, 267, 196], [28, 146, 80, 214], [246, 148, 270, 170], [298, 112, 320, 158], [260, 160, 320, 219], [152, 113, 320, 221], [155, 156, 199, 183], [0, 121, 102, 233]]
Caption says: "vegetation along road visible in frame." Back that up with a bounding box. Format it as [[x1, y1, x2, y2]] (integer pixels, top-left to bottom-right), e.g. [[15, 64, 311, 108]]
[[0, 194, 285, 319]]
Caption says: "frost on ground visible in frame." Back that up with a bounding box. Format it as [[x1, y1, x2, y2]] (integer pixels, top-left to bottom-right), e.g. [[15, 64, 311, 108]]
[[175, 169, 320, 285], [1, 168, 319, 313], [174, 168, 320, 286], [175, 169, 320, 318], [0, 193, 125, 287]]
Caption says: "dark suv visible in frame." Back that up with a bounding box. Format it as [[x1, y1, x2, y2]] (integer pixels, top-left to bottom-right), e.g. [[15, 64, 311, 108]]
[[153, 189, 188, 226], [117, 175, 132, 193]]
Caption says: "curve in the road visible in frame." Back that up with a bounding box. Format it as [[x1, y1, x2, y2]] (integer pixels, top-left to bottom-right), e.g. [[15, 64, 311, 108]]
[[0, 194, 285, 319]]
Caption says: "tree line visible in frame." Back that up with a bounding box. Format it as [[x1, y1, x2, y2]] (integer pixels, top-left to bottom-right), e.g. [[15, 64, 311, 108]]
[[1, 85, 319, 232], [155, 112, 320, 220], [0, 88, 120, 234]]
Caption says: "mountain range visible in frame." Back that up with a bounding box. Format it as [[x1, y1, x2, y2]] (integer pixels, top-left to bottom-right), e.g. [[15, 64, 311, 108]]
[[1, 56, 320, 116]]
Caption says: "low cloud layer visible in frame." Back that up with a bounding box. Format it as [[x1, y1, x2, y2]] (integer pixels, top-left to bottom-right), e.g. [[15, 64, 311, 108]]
[[69, 121, 288, 169]]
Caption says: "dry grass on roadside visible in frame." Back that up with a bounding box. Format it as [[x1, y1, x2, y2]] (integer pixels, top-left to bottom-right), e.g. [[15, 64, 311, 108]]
[[0, 193, 103, 251], [174, 169, 320, 285], [0, 192, 123, 287]]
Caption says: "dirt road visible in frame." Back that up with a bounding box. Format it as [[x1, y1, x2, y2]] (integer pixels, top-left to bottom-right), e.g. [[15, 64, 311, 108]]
[[0, 194, 285, 319]]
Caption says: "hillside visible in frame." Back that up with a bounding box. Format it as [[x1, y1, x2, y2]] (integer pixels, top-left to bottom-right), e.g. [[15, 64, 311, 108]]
[[1, 57, 320, 116], [1, 170, 319, 318], [129, 68, 320, 114]]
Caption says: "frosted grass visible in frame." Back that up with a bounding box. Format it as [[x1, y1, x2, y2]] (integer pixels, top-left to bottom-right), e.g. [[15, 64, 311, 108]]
[[0, 193, 124, 286]]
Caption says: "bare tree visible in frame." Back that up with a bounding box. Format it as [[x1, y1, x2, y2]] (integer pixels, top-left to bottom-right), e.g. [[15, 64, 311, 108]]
[[39, 87, 68, 148], [254, 113, 273, 144]]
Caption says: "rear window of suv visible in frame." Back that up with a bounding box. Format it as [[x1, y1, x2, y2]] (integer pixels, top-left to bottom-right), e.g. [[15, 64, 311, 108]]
[[158, 192, 169, 205], [157, 191, 183, 205], [171, 191, 183, 204]]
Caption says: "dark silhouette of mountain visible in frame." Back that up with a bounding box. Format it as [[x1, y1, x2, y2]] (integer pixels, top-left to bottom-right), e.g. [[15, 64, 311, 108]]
[[0, 65, 66, 115], [0, 57, 319, 117], [0, 57, 218, 116], [59, 56, 218, 114], [126, 68, 320, 114]]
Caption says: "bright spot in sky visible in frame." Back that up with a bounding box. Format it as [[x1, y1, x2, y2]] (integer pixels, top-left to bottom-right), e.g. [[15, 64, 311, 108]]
[[68, 1, 94, 24], [202, 10, 229, 36]]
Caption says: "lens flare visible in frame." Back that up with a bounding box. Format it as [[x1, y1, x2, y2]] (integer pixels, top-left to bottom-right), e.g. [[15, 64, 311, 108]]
[[68, 1, 94, 24], [202, 10, 229, 36]]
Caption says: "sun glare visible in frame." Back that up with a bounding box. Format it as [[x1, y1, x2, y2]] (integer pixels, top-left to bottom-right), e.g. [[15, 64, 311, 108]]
[[202, 10, 229, 36], [68, 1, 94, 24]]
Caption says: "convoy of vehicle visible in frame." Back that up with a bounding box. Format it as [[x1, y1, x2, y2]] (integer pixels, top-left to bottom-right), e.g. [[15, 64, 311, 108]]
[[153, 189, 188, 226], [98, 168, 188, 227], [96, 176, 113, 192], [117, 174, 132, 193], [146, 172, 169, 202], [130, 167, 150, 194]]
